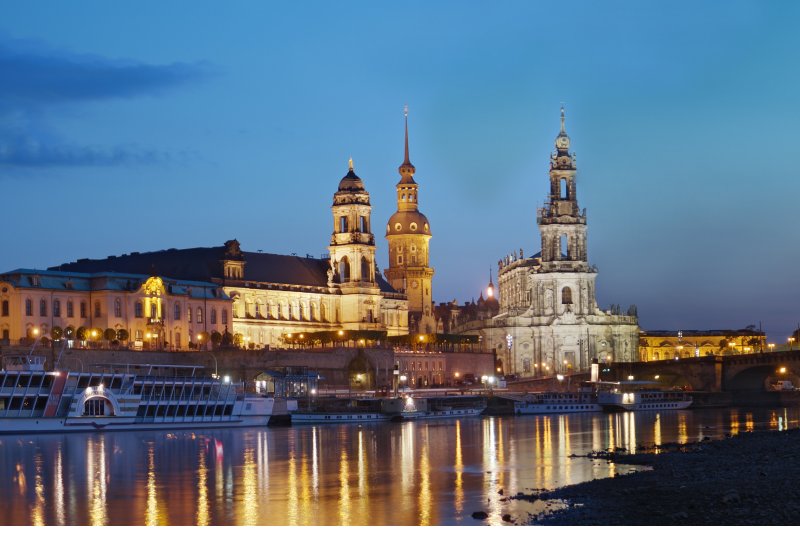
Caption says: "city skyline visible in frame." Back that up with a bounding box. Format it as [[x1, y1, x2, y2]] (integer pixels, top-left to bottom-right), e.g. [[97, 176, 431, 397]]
[[2, 1, 800, 342]]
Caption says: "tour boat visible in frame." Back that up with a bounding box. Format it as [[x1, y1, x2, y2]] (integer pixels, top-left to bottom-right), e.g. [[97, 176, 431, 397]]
[[596, 384, 693, 411], [513, 390, 603, 415], [290, 396, 485, 424], [0, 355, 274, 434]]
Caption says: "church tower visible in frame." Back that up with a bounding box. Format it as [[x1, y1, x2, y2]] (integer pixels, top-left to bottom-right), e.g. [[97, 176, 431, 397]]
[[384, 108, 435, 333], [329, 159, 381, 329]]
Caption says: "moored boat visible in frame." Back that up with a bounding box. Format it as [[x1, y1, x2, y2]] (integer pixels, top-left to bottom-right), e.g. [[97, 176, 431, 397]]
[[597, 383, 693, 411], [0, 355, 274, 434], [513, 390, 603, 415]]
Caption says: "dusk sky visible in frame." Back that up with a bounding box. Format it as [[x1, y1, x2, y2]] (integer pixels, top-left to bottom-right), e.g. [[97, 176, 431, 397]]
[[2, 1, 799, 342]]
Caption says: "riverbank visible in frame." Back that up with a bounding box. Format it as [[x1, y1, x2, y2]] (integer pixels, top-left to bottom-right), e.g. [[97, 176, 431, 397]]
[[520, 428, 800, 525]]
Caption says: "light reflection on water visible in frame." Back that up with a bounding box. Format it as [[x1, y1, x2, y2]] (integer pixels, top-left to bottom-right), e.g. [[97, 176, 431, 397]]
[[0, 407, 798, 526]]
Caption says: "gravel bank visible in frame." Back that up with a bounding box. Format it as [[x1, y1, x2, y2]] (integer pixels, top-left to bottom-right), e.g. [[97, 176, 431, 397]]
[[519, 429, 800, 525]]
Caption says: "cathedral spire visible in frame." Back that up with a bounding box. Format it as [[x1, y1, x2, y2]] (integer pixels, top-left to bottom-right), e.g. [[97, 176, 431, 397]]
[[560, 104, 566, 134], [398, 105, 416, 183]]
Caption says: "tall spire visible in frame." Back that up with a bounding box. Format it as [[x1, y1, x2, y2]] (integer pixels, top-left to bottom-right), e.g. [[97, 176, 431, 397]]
[[348, 156, 354, 171], [560, 104, 566, 134], [403, 104, 410, 165]]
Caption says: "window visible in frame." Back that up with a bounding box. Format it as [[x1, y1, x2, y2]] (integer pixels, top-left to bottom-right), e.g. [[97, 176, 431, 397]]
[[80, 301, 87, 318], [174, 303, 181, 321], [560, 235, 568, 260], [53, 299, 61, 317], [114, 298, 122, 318], [360, 256, 371, 282], [339, 216, 347, 233], [210, 308, 217, 324], [411, 255, 416, 265], [40, 299, 47, 317], [25, 299, 33, 316], [222, 309, 228, 325], [150, 303, 157, 318], [562, 287, 573, 305], [560, 178, 568, 199], [196, 307, 203, 324], [398, 255, 403, 264], [359, 215, 368, 233], [523, 358, 532, 373], [67, 300, 74, 318], [134, 302, 143, 318], [94, 301, 101, 318], [339, 257, 350, 282], [1, 300, 7, 316]]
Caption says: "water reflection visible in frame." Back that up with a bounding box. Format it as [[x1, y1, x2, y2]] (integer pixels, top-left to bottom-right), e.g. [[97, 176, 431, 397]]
[[1, 407, 799, 525]]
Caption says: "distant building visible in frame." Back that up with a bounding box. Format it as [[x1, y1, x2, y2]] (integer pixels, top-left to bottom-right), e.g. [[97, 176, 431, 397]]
[[639, 329, 767, 360], [450, 108, 639, 377], [39, 162, 408, 348], [0, 270, 228, 350], [384, 110, 436, 334]]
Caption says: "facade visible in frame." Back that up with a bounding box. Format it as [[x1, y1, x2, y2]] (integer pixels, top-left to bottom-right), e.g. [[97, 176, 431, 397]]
[[639, 329, 767, 360], [40, 163, 408, 348], [0, 270, 229, 350], [384, 110, 436, 333], [452, 108, 639, 377]]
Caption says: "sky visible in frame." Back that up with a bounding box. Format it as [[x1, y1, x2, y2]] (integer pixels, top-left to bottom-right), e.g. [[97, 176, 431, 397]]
[[1, 1, 799, 343]]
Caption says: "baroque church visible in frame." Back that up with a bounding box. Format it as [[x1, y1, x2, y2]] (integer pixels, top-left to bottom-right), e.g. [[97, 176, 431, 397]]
[[449, 108, 639, 376]]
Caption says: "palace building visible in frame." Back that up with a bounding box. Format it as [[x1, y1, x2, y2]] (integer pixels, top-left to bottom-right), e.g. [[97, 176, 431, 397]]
[[450, 108, 639, 376], [384, 109, 436, 333], [5, 162, 409, 349]]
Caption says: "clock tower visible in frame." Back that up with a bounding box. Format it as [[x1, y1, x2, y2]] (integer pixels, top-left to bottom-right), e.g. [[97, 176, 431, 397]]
[[384, 108, 436, 334]]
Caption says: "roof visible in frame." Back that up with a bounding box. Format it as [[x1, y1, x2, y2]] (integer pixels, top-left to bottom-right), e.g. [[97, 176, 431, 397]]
[[47, 243, 401, 293]]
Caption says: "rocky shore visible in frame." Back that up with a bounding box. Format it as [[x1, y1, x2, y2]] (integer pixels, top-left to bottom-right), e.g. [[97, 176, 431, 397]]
[[517, 429, 800, 525]]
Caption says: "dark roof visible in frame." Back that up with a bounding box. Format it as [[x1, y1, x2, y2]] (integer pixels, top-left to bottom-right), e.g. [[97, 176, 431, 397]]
[[49, 245, 400, 293]]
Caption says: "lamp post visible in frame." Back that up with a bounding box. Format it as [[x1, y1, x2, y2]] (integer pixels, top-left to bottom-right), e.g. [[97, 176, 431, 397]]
[[789, 337, 796, 350], [768, 343, 776, 352]]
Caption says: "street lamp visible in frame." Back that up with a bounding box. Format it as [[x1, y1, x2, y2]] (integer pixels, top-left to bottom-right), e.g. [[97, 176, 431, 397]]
[[789, 337, 796, 350], [399, 374, 408, 391], [768, 343, 776, 352]]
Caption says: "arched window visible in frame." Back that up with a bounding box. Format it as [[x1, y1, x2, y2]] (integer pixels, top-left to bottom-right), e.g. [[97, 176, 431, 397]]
[[40, 299, 47, 317], [135, 302, 144, 318], [560, 234, 568, 259], [222, 309, 228, 325], [174, 303, 181, 320], [196, 307, 203, 324], [309, 303, 316, 321], [94, 301, 101, 318], [25, 299, 33, 316], [66, 300, 74, 318], [210, 308, 217, 324], [1, 300, 8, 317], [562, 287, 573, 305], [114, 298, 122, 318], [339, 257, 350, 282], [53, 299, 61, 317], [361, 256, 371, 281], [560, 178, 568, 199], [359, 216, 368, 233], [320, 303, 327, 322], [339, 216, 347, 233]]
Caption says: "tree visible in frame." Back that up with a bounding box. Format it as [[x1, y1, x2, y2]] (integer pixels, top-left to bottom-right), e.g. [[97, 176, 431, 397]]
[[104, 328, 116, 343], [116, 329, 129, 342], [51, 326, 63, 341], [233, 333, 244, 347], [76, 327, 87, 341], [64, 326, 75, 340], [222, 329, 233, 347], [210, 331, 222, 346]]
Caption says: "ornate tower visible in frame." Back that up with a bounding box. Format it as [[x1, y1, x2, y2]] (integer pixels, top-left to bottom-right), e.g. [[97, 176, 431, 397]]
[[329, 159, 381, 328], [537, 107, 591, 273], [384, 108, 435, 333]]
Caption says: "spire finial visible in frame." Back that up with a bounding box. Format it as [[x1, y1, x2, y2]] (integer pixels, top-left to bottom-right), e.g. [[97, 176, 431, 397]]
[[348, 157, 354, 171], [560, 103, 566, 134], [403, 104, 410, 165]]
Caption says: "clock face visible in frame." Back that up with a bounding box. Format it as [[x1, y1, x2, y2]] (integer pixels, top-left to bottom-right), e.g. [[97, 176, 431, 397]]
[[411, 281, 419, 289]]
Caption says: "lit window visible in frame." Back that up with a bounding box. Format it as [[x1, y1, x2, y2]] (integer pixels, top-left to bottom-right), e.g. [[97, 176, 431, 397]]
[[197, 307, 203, 323]]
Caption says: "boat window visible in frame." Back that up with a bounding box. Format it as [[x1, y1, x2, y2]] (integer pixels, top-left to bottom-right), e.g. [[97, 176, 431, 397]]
[[29, 375, 43, 389]]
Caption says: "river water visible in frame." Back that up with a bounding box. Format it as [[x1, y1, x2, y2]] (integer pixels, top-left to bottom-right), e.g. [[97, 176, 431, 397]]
[[1, 407, 798, 526]]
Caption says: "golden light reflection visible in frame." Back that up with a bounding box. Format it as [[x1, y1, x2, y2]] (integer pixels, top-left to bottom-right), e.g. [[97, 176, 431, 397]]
[[653, 413, 662, 450], [338, 449, 350, 525], [482, 418, 502, 523], [32, 452, 45, 526], [299, 446, 311, 525], [357, 430, 368, 519], [622, 412, 637, 452], [730, 411, 740, 436], [311, 427, 319, 498], [454, 420, 464, 515], [558, 416, 571, 483], [418, 428, 431, 526], [400, 423, 414, 505], [240, 446, 258, 525], [196, 445, 210, 526], [88, 437, 108, 526], [55, 444, 65, 526], [745, 412, 754, 432], [605, 415, 617, 478], [677, 412, 688, 444], [145, 442, 160, 526], [287, 450, 298, 525]]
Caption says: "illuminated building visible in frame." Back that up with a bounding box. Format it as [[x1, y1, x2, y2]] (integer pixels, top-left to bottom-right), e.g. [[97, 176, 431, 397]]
[[639, 328, 766, 360]]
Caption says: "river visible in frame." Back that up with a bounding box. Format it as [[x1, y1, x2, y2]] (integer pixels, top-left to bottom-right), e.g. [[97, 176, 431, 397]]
[[1, 407, 798, 526]]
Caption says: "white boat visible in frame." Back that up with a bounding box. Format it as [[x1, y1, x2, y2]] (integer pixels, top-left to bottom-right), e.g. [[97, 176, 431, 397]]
[[0, 356, 274, 434], [513, 390, 603, 415], [597, 385, 693, 411]]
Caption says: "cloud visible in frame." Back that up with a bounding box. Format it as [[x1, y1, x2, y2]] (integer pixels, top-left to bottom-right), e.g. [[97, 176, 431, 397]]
[[0, 37, 209, 169]]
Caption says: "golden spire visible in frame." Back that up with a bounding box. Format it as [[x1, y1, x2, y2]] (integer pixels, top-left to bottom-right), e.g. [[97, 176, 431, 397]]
[[348, 156, 354, 171]]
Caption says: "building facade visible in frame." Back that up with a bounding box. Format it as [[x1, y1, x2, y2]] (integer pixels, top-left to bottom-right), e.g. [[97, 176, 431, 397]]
[[384, 110, 436, 333], [39, 162, 408, 349], [452, 108, 639, 377], [639, 329, 767, 360], [0, 270, 229, 350]]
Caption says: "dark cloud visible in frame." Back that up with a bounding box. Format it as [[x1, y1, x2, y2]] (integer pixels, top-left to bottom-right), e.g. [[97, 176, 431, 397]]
[[0, 37, 209, 169]]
